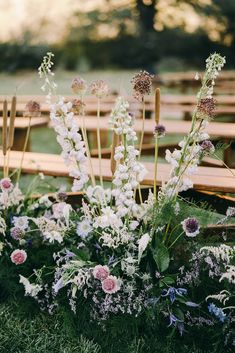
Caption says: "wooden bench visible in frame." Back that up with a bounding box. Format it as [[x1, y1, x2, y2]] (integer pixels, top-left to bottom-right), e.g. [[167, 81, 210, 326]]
[[0, 117, 49, 151], [0, 151, 234, 193], [74, 117, 235, 167]]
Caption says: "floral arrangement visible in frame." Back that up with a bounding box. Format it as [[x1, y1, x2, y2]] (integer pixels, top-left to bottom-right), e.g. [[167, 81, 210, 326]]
[[0, 52, 234, 349]]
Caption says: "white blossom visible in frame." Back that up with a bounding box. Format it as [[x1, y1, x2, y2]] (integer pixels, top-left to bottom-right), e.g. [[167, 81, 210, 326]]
[[19, 275, 43, 298]]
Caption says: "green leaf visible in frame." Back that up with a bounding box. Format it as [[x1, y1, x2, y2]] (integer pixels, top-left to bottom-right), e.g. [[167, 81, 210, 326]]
[[163, 276, 175, 285], [153, 244, 170, 273]]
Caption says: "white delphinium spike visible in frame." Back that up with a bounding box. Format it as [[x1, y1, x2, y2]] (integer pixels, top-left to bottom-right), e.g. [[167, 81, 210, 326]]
[[158, 53, 226, 205], [38, 53, 89, 191], [109, 97, 147, 218]]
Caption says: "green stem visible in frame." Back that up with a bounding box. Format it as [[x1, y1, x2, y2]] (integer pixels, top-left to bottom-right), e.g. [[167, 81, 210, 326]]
[[96, 98, 103, 186], [138, 98, 145, 160], [154, 137, 159, 199], [17, 116, 32, 183], [168, 231, 184, 250]]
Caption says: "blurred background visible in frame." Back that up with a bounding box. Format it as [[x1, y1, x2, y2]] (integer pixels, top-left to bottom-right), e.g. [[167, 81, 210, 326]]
[[0, 0, 234, 74], [0, 0, 234, 189]]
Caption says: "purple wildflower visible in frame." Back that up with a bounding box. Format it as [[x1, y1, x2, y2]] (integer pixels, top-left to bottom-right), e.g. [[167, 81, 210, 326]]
[[181, 217, 200, 237], [200, 140, 215, 155], [154, 124, 166, 138], [10, 227, 24, 240]]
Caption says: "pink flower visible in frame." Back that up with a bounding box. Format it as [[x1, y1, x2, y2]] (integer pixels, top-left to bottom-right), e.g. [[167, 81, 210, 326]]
[[10, 249, 27, 265], [102, 275, 121, 294], [0, 178, 13, 192], [93, 265, 110, 281]]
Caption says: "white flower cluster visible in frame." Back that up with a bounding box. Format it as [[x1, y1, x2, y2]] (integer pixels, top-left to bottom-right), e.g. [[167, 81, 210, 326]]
[[19, 275, 43, 298], [109, 97, 137, 141], [200, 244, 235, 264], [203, 53, 226, 98], [38, 52, 57, 103], [159, 54, 225, 204], [220, 265, 235, 284], [39, 53, 89, 192], [100, 227, 134, 249], [32, 216, 67, 244], [110, 98, 147, 218], [50, 98, 89, 191], [0, 184, 24, 210]]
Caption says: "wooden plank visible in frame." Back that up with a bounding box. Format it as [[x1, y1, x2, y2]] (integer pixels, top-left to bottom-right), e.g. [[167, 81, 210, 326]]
[[74, 116, 235, 139], [0, 151, 234, 193], [0, 117, 49, 129], [2, 94, 235, 106]]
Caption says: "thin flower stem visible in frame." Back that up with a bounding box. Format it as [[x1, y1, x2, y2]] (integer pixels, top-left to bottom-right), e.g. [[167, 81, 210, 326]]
[[154, 137, 159, 199], [81, 113, 96, 186], [96, 98, 103, 186], [137, 98, 146, 203], [138, 98, 146, 160], [168, 231, 184, 250], [214, 153, 235, 177], [17, 116, 32, 182]]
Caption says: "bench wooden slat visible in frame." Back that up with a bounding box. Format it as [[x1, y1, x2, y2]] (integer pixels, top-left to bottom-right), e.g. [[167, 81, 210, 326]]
[[73, 117, 235, 139], [0, 151, 234, 193], [0, 117, 49, 129]]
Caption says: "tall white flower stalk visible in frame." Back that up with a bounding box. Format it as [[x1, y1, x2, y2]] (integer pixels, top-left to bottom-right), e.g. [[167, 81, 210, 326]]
[[71, 78, 96, 187], [38, 53, 89, 191], [109, 97, 147, 218], [158, 53, 226, 206]]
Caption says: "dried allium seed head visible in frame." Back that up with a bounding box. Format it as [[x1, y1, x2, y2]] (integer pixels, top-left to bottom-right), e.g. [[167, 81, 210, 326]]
[[200, 140, 215, 155], [197, 98, 216, 119], [90, 80, 109, 98], [24, 101, 41, 117], [131, 70, 154, 101], [71, 99, 86, 115], [57, 191, 68, 202], [154, 124, 166, 138], [71, 77, 87, 95]]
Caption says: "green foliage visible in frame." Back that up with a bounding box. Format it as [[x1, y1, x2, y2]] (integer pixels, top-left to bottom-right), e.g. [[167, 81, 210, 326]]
[[0, 302, 101, 353], [153, 243, 170, 272]]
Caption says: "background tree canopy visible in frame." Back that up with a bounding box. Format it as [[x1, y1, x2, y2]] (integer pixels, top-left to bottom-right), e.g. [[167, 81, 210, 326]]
[[0, 0, 234, 71]]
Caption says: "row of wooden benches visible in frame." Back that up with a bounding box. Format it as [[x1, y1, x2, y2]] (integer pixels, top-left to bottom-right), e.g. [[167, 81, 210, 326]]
[[0, 151, 234, 193], [1, 115, 234, 167]]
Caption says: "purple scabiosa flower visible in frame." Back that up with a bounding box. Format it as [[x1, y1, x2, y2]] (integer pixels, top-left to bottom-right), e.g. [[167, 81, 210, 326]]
[[90, 80, 109, 98], [71, 76, 87, 95], [10, 227, 24, 240], [154, 124, 166, 138], [0, 178, 13, 192], [181, 217, 200, 237], [71, 98, 86, 115], [24, 101, 41, 117], [131, 70, 154, 101], [200, 140, 215, 155], [197, 98, 216, 119]]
